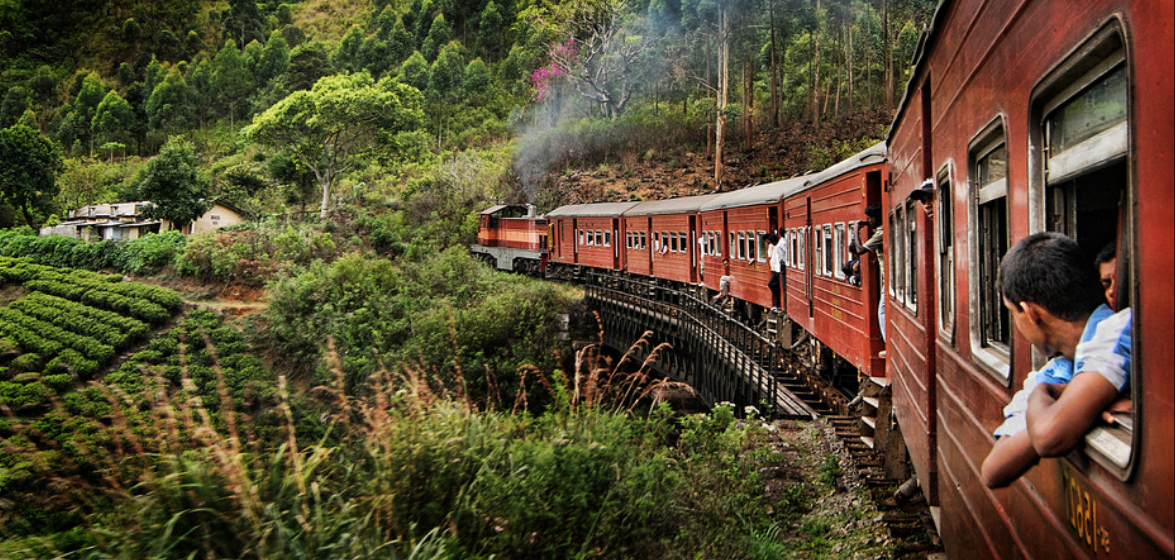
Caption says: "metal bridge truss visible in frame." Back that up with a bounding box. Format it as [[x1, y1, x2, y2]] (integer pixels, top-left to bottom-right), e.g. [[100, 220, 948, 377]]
[[582, 272, 828, 420]]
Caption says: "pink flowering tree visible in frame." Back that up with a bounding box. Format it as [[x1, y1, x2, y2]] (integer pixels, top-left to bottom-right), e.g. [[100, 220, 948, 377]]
[[533, 1, 650, 119]]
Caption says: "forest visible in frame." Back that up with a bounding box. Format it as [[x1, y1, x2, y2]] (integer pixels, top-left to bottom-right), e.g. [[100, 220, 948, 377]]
[[1, 0, 935, 558]]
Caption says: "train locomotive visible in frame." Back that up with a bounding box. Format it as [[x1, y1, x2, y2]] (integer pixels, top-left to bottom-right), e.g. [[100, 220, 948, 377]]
[[470, 0, 1173, 558]]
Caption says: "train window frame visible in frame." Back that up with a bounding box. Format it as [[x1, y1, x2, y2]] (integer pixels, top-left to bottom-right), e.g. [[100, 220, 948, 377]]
[[827, 224, 836, 278], [604, 230, 611, 247], [813, 226, 824, 277], [891, 208, 904, 304], [680, 231, 688, 255], [756, 230, 768, 262], [797, 228, 806, 271], [906, 200, 918, 312], [735, 232, 745, 260], [834, 223, 847, 280], [968, 119, 1012, 383], [936, 165, 956, 343], [887, 211, 897, 298], [1028, 23, 1135, 478]]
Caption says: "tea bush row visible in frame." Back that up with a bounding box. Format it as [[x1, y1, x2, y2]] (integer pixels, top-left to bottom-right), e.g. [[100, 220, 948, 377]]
[[23, 267, 182, 311], [0, 307, 114, 364], [9, 292, 149, 347]]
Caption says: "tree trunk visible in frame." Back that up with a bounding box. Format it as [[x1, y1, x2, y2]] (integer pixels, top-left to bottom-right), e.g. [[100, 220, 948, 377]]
[[883, 0, 894, 109], [714, 6, 729, 186], [769, 0, 780, 127], [319, 178, 331, 220]]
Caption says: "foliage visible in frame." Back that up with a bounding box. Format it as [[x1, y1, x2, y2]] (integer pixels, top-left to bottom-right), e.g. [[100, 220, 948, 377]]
[[244, 71, 425, 219], [263, 248, 576, 398], [176, 221, 340, 284], [136, 138, 212, 228], [0, 124, 62, 228]]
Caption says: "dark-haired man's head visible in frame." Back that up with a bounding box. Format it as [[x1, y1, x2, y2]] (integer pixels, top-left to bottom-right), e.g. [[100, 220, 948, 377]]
[[999, 233, 1106, 357], [1095, 241, 1118, 309], [864, 204, 882, 227], [999, 233, 1105, 322]]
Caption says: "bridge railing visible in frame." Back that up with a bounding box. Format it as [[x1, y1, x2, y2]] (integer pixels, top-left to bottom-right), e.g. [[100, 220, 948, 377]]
[[582, 273, 816, 419]]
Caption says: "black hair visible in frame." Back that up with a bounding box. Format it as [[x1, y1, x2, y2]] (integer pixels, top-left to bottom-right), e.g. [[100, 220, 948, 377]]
[[998, 232, 1105, 321], [766, 232, 780, 244], [1094, 241, 1117, 266], [864, 205, 882, 220]]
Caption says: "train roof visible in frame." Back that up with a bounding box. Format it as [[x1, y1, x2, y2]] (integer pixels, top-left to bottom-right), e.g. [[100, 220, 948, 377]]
[[545, 201, 642, 218], [480, 204, 525, 215], [795, 141, 887, 192], [699, 174, 816, 212], [623, 193, 721, 217]]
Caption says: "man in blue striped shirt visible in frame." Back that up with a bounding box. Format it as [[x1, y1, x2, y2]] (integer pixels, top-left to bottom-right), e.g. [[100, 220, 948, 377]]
[[981, 232, 1132, 488]]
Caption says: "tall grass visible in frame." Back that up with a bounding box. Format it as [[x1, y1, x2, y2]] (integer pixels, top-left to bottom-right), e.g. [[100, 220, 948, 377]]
[[2, 322, 799, 560]]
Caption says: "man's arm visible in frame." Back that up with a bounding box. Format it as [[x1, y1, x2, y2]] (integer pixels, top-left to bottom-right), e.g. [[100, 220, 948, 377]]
[[1026, 374, 1119, 457], [981, 430, 1040, 488]]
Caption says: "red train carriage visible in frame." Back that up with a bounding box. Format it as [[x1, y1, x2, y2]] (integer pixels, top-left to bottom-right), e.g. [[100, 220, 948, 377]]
[[622, 195, 718, 284], [546, 202, 640, 275], [781, 143, 886, 378], [886, 0, 1173, 558], [470, 204, 548, 274], [698, 176, 811, 309]]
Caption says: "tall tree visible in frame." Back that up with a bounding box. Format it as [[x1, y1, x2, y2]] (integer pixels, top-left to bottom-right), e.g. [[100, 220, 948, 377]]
[[223, 0, 265, 47], [91, 90, 135, 154], [683, 0, 759, 185], [244, 72, 424, 219], [212, 40, 253, 127], [0, 86, 30, 129], [0, 124, 62, 228], [146, 67, 197, 144], [138, 138, 211, 231], [421, 13, 453, 61], [428, 41, 467, 141], [334, 25, 366, 73], [72, 72, 109, 157]]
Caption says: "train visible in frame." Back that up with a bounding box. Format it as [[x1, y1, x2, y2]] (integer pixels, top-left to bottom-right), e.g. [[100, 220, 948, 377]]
[[470, 0, 1173, 558]]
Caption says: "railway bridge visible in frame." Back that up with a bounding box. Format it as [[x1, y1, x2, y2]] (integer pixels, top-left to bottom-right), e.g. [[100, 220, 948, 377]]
[[581, 272, 852, 420]]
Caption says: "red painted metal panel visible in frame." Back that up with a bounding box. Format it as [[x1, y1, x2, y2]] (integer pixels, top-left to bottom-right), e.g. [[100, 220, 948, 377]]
[[888, 0, 1173, 558], [649, 214, 695, 284]]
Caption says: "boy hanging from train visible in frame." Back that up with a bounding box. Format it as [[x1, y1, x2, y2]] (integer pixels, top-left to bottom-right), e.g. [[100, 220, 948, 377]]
[[980, 233, 1132, 488], [851, 204, 885, 342]]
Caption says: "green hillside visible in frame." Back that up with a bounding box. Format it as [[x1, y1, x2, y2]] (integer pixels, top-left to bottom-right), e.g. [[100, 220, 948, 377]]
[[0, 1, 938, 557]]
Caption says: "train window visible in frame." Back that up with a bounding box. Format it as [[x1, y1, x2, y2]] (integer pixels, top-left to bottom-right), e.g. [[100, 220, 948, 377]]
[[755, 231, 766, 262], [813, 227, 824, 276], [641, 232, 647, 250], [680, 232, 688, 254], [603, 230, 611, 247], [834, 223, 846, 280], [782, 230, 791, 267], [969, 124, 1011, 380], [890, 209, 903, 303], [906, 200, 918, 310], [578, 230, 584, 246], [819, 225, 831, 277], [799, 228, 806, 271], [937, 169, 955, 340], [792, 230, 800, 269], [1034, 27, 1133, 474], [888, 211, 898, 298], [735, 232, 744, 260]]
